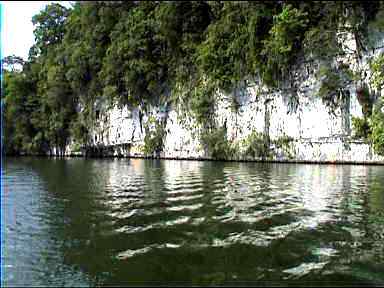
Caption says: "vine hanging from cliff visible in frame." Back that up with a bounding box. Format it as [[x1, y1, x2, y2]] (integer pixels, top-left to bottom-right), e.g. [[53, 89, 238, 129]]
[[143, 117, 167, 157]]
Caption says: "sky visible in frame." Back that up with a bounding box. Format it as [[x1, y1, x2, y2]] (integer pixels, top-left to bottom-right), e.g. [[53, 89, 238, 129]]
[[1, 1, 72, 60]]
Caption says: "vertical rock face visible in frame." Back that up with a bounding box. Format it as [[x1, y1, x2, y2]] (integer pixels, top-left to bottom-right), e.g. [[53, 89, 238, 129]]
[[63, 31, 384, 163]]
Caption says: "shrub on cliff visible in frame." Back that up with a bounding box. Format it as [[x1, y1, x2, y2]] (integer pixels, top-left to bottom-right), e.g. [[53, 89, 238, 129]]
[[200, 127, 236, 159], [371, 54, 384, 91], [356, 84, 374, 116], [143, 120, 166, 157], [261, 4, 308, 87], [190, 83, 216, 126], [370, 97, 384, 156], [369, 53, 384, 155], [316, 63, 355, 115], [242, 131, 270, 159], [69, 116, 89, 146], [352, 116, 371, 141]]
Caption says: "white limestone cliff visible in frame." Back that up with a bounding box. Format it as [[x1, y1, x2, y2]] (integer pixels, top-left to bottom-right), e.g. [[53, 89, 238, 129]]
[[64, 29, 384, 163]]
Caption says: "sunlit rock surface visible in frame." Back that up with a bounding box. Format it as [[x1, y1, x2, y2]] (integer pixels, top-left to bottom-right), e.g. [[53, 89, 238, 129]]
[[63, 31, 384, 163]]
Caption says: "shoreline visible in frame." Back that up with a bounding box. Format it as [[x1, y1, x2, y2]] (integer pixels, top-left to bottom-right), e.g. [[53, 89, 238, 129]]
[[5, 154, 384, 166]]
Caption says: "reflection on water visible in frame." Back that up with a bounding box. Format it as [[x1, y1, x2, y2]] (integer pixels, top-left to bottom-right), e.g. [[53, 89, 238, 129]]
[[2, 158, 384, 286]]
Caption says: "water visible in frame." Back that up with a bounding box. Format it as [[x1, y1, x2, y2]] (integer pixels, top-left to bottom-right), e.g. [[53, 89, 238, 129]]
[[2, 157, 384, 286]]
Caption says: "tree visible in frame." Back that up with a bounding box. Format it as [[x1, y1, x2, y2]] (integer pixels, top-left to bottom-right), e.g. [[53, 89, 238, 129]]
[[30, 3, 70, 58], [2, 55, 25, 72], [4, 1, 384, 156], [261, 4, 308, 86]]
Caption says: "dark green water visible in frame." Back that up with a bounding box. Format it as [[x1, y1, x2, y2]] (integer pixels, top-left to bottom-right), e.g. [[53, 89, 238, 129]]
[[2, 157, 384, 286]]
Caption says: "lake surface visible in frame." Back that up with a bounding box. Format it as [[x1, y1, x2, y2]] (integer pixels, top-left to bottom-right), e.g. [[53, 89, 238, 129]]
[[2, 157, 384, 286]]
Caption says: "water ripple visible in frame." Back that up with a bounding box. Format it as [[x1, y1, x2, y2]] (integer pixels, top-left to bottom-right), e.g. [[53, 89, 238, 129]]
[[3, 158, 384, 286]]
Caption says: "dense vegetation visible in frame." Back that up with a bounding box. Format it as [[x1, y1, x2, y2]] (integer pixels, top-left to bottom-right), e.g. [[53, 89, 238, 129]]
[[2, 1, 384, 156]]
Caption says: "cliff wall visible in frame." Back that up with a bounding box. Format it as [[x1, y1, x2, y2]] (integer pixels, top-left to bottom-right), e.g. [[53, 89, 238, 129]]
[[63, 30, 384, 164]]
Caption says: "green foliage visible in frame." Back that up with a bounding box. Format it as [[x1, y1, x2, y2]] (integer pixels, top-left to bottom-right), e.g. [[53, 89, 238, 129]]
[[351, 116, 371, 140], [316, 63, 354, 113], [143, 120, 166, 157], [30, 3, 70, 58], [2, 55, 25, 71], [273, 135, 295, 159], [302, 2, 344, 60], [190, 83, 216, 125], [195, 2, 280, 90], [63, 2, 126, 107], [356, 84, 373, 116], [317, 65, 342, 102], [261, 4, 308, 86], [242, 131, 270, 159], [70, 142, 82, 153], [101, 2, 168, 108], [242, 132, 295, 159], [3, 1, 384, 156], [303, 27, 340, 60], [370, 54, 384, 90], [69, 115, 89, 146], [2, 67, 54, 155], [364, 2, 384, 50], [200, 127, 236, 159], [156, 1, 212, 85], [370, 98, 384, 156], [197, 2, 255, 90], [3, 3, 77, 155]]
